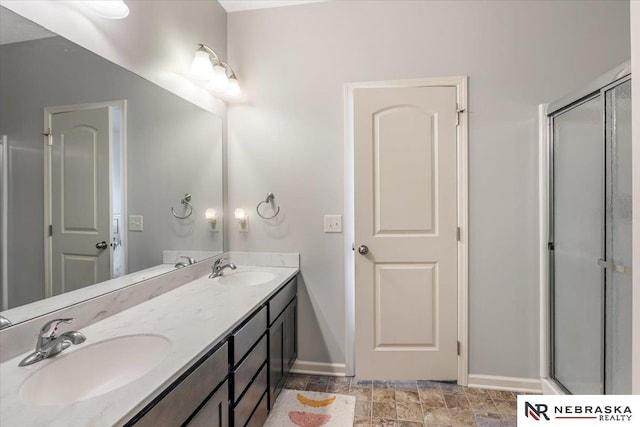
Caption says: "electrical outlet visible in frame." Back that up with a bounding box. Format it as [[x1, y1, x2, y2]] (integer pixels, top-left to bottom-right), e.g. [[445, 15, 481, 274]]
[[128, 215, 143, 231], [324, 215, 342, 233]]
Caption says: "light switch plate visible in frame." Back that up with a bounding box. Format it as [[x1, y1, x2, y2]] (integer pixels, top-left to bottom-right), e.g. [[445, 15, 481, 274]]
[[128, 215, 143, 231], [324, 215, 342, 233]]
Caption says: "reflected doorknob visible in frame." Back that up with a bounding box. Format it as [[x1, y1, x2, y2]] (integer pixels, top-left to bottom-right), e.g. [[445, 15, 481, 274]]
[[96, 241, 108, 250], [358, 245, 369, 255]]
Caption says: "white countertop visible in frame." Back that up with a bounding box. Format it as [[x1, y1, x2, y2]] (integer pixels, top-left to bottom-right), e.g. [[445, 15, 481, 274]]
[[0, 265, 298, 427]]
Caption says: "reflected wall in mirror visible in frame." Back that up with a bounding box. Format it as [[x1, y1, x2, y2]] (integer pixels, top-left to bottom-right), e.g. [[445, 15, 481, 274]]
[[0, 7, 224, 325]]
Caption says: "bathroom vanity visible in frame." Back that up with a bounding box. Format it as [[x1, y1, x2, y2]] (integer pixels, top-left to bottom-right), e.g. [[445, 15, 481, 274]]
[[127, 275, 297, 427], [0, 260, 298, 427]]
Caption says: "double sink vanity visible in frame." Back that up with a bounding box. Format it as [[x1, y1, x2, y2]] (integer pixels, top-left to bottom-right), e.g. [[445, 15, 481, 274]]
[[0, 254, 299, 427]]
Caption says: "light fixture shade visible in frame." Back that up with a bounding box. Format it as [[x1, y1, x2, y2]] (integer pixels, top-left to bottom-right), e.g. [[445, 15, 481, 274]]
[[227, 78, 241, 98], [205, 208, 217, 220], [190, 50, 214, 80], [83, 1, 130, 19], [209, 65, 229, 92], [234, 208, 246, 220]]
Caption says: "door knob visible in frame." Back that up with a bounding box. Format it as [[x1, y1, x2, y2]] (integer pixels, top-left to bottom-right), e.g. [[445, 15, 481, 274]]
[[358, 245, 369, 255], [96, 241, 108, 250]]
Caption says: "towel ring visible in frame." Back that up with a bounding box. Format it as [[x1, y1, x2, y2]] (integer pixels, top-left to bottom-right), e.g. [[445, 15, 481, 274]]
[[256, 192, 280, 220], [171, 193, 193, 219]]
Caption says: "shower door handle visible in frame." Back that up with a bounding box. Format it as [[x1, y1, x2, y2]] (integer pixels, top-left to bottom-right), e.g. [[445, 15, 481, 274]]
[[597, 259, 632, 276]]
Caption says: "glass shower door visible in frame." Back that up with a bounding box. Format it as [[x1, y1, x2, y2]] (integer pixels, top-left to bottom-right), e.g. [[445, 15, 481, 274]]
[[604, 79, 632, 394], [551, 74, 632, 395], [551, 95, 604, 394]]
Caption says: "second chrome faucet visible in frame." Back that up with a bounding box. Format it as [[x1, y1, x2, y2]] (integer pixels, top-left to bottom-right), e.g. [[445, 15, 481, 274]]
[[209, 257, 236, 278]]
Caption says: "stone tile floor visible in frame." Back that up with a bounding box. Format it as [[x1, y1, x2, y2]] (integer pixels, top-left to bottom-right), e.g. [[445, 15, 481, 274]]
[[284, 374, 532, 427]]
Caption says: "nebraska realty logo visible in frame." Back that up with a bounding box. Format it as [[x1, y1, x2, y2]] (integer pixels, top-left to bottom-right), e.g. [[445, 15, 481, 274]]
[[517, 395, 639, 426]]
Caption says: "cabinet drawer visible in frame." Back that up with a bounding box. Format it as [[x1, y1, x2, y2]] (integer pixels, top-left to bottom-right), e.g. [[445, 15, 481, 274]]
[[232, 306, 267, 366], [233, 334, 267, 402], [187, 380, 229, 427], [134, 342, 228, 427], [245, 392, 268, 427], [268, 277, 296, 325], [234, 364, 267, 427]]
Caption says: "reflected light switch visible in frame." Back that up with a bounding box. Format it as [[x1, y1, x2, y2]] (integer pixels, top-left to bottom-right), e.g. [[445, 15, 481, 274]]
[[129, 215, 143, 231]]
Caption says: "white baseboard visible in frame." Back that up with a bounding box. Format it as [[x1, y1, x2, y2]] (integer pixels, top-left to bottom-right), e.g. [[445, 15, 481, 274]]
[[468, 374, 542, 393], [291, 360, 347, 377]]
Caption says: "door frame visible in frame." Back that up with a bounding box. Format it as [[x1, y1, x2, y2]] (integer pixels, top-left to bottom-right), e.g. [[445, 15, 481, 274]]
[[43, 100, 127, 297], [344, 76, 469, 383], [538, 61, 631, 395]]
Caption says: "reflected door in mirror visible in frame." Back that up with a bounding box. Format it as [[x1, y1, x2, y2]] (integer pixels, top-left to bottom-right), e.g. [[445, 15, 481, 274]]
[[50, 106, 112, 296]]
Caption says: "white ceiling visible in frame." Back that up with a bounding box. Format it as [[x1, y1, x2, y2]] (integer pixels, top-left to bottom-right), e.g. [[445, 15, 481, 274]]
[[218, 0, 327, 13], [0, 6, 56, 45]]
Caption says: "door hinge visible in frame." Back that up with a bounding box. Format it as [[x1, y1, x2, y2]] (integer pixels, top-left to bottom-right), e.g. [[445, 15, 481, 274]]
[[548, 242, 554, 251], [457, 341, 461, 356], [48, 224, 53, 237], [456, 227, 461, 242], [42, 128, 52, 146], [456, 104, 466, 126]]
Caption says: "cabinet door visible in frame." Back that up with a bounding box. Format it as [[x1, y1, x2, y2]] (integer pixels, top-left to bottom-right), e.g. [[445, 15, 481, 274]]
[[284, 298, 297, 375], [187, 380, 229, 427], [269, 313, 285, 409], [130, 343, 228, 427]]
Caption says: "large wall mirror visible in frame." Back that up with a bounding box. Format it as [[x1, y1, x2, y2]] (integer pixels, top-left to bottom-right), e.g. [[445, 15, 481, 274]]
[[0, 7, 224, 327]]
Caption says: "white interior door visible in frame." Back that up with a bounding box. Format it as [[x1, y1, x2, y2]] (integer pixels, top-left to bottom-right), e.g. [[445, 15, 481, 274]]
[[354, 85, 458, 380], [50, 107, 112, 296]]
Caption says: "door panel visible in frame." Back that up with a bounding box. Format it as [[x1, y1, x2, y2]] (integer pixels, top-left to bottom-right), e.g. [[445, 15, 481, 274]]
[[604, 79, 632, 394], [61, 254, 99, 293], [374, 107, 436, 234], [375, 263, 437, 348], [61, 126, 100, 232], [552, 95, 603, 395], [51, 107, 112, 296], [354, 86, 458, 379]]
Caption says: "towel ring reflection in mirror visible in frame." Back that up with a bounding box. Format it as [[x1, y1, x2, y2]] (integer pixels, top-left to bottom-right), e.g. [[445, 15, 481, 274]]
[[171, 193, 193, 219], [256, 192, 280, 220]]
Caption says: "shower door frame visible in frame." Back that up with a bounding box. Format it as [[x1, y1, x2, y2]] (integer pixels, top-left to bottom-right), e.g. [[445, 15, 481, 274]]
[[540, 61, 631, 395]]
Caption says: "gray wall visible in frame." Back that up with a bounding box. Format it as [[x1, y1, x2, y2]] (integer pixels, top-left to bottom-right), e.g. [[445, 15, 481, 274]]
[[227, 0, 630, 378], [0, 36, 223, 308]]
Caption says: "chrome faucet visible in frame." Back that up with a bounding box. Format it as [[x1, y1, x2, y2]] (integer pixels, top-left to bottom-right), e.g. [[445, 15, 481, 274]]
[[0, 315, 11, 330], [210, 257, 237, 278], [19, 318, 86, 367], [175, 255, 197, 268]]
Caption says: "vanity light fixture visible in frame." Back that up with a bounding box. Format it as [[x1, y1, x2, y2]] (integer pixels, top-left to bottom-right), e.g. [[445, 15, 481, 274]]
[[205, 208, 218, 231], [82, 0, 130, 19], [234, 208, 249, 232], [190, 44, 242, 98]]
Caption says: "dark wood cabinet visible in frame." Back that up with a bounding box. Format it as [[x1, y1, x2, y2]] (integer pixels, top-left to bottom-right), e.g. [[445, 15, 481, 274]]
[[269, 310, 285, 408], [127, 274, 297, 427], [268, 277, 297, 409], [284, 298, 297, 375], [126, 342, 229, 427], [187, 380, 229, 427]]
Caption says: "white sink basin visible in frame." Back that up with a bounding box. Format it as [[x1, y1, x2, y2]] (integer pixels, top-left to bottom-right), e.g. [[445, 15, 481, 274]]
[[19, 334, 170, 406], [218, 271, 275, 286]]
